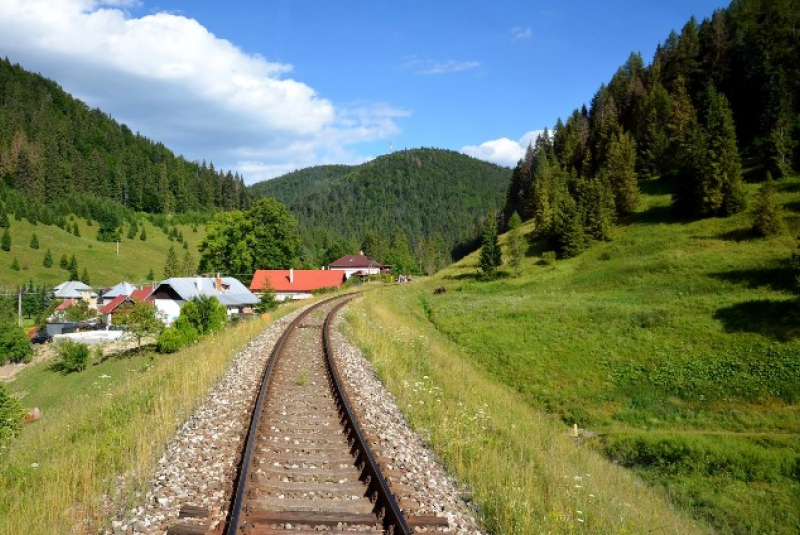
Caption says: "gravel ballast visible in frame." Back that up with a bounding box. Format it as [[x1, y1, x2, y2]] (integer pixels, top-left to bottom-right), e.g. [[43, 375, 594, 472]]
[[107, 301, 481, 534]]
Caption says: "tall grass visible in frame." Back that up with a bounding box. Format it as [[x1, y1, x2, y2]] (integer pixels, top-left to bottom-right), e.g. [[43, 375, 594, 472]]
[[344, 291, 708, 534], [0, 316, 273, 534]]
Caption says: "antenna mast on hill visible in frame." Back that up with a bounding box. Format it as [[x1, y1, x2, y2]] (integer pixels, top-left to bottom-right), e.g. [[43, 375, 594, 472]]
[[390, 141, 394, 154]]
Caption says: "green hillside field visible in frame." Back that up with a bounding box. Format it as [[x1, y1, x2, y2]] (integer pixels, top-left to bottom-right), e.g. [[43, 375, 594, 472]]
[[343, 175, 800, 534], [0, 216, 205, 290]]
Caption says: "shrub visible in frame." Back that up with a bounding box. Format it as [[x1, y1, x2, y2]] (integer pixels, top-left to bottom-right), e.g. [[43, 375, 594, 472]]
[[57, 340, 90, 373], [0, 383, 23, 445], [157, 328, 185, 353], [0, 323, 32, 365], [541, 251, 557, 266]]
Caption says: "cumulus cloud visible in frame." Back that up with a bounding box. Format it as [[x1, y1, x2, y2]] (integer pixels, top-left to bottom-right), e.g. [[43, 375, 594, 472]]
[[511, 26, 532, 40], [403, 56, 481, 75], [460, 130, 545, 167], [0, 0, 405, 182]]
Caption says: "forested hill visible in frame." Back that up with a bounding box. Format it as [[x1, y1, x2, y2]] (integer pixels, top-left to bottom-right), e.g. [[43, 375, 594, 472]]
[[248, 149, 510, 268], [502, 0, 800, 257], [0, 57, 247, 214]]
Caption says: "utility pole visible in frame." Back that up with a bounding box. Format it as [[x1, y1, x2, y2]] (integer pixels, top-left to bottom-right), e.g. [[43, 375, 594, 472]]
[[116, 240, 120, 256], [18, 289, 22, 327]]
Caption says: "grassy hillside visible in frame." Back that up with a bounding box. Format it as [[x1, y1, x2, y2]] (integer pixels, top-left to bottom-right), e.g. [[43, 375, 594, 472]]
[[248, 148, 511, 259], [344, 175, 800, 534], [0, 216, 204, 289]]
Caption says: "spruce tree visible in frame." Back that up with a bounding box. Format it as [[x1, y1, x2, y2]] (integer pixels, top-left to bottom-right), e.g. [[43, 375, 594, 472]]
[[507, 212, 524, 278], [80, 267, 90, 285], [68, 254, 78, 280], [72, 223, 80, 237], [43, 248, 53, 268], [181, 249, 195, 276], [703, 86, 746, 216], [146, 267, 155, 281], [0, 211, 9, 228], [164, 246, 180, 278], [604, 131, 640, 215], [10, 257, 19, 271], [140, 228, 147, 241], [752, 173, 786, 237], [1, 229, 10, 251], [29, 233, 39, 249], [479, 216, 502, 277], [59, 253, 69, 270]]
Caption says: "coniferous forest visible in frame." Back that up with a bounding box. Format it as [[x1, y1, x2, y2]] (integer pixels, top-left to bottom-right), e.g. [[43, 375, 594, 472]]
[[0, 57, 248, 217], [503, 0, 800, 256]]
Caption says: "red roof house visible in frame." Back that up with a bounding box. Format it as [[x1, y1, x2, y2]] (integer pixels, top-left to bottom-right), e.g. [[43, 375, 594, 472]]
[[100, 286, 154, 324], [250, 269, 345, 301], [328, 254, 388, 279]]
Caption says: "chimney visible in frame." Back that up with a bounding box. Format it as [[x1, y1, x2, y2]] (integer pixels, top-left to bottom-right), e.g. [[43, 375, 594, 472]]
[[195, 277, 203, 291], [215, 272, 222, 292], [289, 268, 294, 284]]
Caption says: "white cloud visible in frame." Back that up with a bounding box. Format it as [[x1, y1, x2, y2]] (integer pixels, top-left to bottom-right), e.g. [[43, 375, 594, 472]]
[[511, 26, 532, 40], [460, 130, 545, 167], [0, 0, 405, 183], [403, 56, 481, 75]]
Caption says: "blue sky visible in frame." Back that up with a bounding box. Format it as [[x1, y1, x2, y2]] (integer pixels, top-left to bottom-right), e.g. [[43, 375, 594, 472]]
[[0, 0, 727, 183]]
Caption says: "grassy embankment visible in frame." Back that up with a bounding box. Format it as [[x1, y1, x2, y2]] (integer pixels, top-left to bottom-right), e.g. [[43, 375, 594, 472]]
[[0, 216, 204, 289], [0, 301, 307, 534], [344, 175, 800, 534]]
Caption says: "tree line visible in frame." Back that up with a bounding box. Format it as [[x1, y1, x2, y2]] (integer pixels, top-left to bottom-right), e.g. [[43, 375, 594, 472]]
[[502, 0, 799, 257]]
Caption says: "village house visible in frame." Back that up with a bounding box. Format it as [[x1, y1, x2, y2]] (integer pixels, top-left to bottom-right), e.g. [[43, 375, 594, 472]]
[[328, 254, 388, 279], [53, 280, 98, 307], [99, 281, 136, 305], [250, 268, 346, 301], [149, 276, 259, 326], [100, 286, 154, 326]]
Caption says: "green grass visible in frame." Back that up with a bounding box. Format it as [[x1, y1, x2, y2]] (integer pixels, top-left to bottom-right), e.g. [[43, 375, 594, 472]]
[[0, 216, 204, 289], [345, 175, 800, 534]]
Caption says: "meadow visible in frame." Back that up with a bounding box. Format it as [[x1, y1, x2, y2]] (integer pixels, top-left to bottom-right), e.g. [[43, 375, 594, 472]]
[[0, 215, 204, 289], [343, 175, 800, 534]]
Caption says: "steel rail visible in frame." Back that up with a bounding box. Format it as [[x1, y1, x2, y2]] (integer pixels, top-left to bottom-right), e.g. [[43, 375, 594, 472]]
[[323, 297, 412, 535]]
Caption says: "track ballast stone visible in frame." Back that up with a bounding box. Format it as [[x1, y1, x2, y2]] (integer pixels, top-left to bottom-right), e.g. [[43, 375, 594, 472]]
[[106, 301, 481, 534]]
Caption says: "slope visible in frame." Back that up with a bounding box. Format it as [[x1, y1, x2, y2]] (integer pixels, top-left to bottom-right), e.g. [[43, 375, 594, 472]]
[[248, 149, 511, 262], [346, 174, 800, 534]]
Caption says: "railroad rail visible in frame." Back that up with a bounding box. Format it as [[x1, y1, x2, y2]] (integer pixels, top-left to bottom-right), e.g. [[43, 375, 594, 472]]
[[168, 295, 448, 534]]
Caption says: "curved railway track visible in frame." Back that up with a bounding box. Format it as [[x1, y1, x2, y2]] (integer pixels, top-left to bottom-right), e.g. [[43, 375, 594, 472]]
[[168, 296, 448, 534]]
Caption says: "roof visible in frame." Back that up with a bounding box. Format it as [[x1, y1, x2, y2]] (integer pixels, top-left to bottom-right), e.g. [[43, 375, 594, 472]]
[[103, 281, 136, 299], [100, 286, 154, 315], [328, 254, 382, 269], [53, 281, 96, 299], [55, 299, 75, 311], [250, 270, 345, 293], [152, 277, 259, 307]]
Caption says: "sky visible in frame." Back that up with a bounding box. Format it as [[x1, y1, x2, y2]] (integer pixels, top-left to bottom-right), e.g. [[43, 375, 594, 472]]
[[0, 0, 728, 184]]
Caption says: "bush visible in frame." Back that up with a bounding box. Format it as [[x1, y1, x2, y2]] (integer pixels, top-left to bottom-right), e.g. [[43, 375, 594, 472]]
[[541, 251, 557, 266], [0, 383, 23, 445], [157, 328, 185, 353], [57, 340, 90, 373], [0, 322, 32, 365]]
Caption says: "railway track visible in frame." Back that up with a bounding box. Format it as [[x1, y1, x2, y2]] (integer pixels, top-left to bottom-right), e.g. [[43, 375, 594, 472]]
[[168, 296, 448, 534]]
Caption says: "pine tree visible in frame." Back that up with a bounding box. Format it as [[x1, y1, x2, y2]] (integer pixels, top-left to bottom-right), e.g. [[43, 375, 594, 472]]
[[752, 173, 786, 236], [140, 228, 147, 241], [80, 267, 90, 285], [72, 223, 80, 237], [164, 246, 180, 278], [507, 212, 524, 278], [604, 131, 640, 215], [704, 86, 746, 216], [10, 257, 19, 271], [146, 267, 155, 281], [479, 216, 502, 277], [0, 211, 9, 228], [59, 253, 69, 270], [29, 233, 39, 249], [1, 229, 10, 251], [181, 249, 195, 276], [68, 254, 78, 280], [42, 248, 53, 268]]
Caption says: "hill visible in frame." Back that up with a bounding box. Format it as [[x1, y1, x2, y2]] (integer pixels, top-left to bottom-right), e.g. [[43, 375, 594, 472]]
[[349, 174, 800, 534], [0, 57, 247, 215], [248, 149, 511, 269]]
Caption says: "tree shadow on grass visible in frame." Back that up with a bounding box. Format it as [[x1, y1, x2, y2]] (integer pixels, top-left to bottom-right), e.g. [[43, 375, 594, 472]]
[[713, 299, 800, 341], [716, 227, 758, 242], [629, 204, 674, 225], [784, 201, 800, 213], [708, 262, 796, 292]]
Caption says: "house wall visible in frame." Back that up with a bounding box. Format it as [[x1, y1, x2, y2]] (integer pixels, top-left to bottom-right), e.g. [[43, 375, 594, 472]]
[[275, 291, 314, 301], [154, 299, 184, 326], [330, 267, 380, 279]]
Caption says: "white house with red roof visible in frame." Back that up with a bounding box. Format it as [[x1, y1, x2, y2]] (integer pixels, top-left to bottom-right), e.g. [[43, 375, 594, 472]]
[[250, 269, 345, 301], [327, 254, 387, 279], [100, 286, 154, 325]]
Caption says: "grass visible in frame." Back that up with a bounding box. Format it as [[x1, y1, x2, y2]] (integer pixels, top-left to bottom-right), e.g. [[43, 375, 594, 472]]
[[0, 307, 306, 533], [0, 216, 204, 289], [343, 175, 800, 534]]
